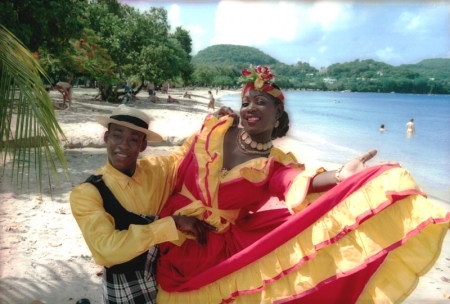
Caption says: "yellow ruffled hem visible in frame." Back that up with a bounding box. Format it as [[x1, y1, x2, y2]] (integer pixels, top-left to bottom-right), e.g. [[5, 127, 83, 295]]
[[157, 167, 450, 303], [358, 221, 448, 303]]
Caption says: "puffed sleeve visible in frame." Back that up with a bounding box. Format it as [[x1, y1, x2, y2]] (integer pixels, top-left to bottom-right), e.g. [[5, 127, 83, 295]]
[[269, 165, 327, 214], [70, 183, 180, 267]]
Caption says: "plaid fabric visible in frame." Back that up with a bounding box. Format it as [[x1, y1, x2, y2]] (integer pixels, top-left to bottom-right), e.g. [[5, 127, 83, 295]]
[[102, 246, 159, 304]]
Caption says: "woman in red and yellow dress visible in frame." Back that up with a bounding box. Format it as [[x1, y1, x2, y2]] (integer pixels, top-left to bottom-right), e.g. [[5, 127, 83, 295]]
[[156, 66, 449, 303]]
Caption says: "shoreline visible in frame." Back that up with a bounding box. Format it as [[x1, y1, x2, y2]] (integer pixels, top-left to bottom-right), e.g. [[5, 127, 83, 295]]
[[0, 87, 448, 304]]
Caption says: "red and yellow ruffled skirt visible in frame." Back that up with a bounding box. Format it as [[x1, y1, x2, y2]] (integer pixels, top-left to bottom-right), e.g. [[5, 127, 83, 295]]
[[157, 165, 450, 303]]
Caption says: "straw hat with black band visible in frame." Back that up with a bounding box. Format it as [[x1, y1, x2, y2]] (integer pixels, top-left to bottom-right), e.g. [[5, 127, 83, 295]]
[[95, 106, 163, 142]]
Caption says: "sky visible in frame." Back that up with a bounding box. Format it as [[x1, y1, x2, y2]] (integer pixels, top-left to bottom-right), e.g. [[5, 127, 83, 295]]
[[120, 0, 449, 69]]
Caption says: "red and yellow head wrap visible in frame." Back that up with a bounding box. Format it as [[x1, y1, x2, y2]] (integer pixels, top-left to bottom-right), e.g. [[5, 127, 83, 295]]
[[240, 65, 285, 104]]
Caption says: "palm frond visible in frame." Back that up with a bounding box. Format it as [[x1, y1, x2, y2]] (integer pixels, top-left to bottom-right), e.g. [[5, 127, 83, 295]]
[[0, 25, 69, 192]]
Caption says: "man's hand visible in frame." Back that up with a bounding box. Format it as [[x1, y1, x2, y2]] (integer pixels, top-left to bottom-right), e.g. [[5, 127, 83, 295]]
[[172, 215, 217, 246], [213, 106, 240, 126]]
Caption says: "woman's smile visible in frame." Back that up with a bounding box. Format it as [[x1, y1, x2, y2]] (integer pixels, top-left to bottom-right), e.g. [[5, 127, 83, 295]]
[[245, 115, 261, 126]]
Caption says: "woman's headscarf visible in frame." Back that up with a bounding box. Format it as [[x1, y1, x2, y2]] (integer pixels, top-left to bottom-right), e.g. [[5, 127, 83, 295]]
[[239, 65, 285, 104]]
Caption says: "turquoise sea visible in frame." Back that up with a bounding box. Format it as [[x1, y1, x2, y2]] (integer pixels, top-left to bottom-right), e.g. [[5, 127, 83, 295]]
[[219, 91, 450, 202]]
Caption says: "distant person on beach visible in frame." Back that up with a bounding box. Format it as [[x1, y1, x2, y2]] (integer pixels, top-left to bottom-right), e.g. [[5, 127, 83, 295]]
[[54, 81, 72, 109], [46, 86, 65, 110], [406, 118, 415, 134], [167, 95, 179, 103], [147, 82, 155, 96], [207, 90, 215, 110], [379, 124, 386, 132], [153, 66, 449, 303], [149, 94, 161, 103], [70, 107, 215, 303], [161, 83, 169, 94], [122, 84, 132, 104], [183, 91, 191, 99], [124, 83, 131, 94]]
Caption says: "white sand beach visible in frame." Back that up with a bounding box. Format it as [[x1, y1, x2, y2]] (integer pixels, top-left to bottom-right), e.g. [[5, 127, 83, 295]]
[[0, 88, 449, 304]]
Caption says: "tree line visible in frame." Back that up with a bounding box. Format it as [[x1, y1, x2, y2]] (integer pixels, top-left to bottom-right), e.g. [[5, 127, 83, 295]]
[[0, 0, 194, 102], [193, 45, 450, 95]]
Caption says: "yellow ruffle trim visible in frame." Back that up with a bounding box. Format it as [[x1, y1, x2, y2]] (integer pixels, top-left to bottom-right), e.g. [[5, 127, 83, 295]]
[[173, 115, 309, 234], [194, 115, 304, 184], [157, 167, 450, 303]]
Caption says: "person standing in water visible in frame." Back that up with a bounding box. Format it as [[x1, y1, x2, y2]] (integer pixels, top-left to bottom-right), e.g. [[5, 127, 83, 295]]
[[406, 118, 415, 133], [406, 118, 415, 138]]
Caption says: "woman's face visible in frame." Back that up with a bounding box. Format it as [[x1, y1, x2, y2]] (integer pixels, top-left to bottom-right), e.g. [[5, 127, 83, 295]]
[[240, 90, 282, 139]]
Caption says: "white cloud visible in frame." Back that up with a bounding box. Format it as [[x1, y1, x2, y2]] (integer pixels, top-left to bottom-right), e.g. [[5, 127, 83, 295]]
[[393, 6, 447, 35], [212, 1, 300, 46], [308, 1, 355, 31], [167, 4, 207, 55], [309, 2, 341, 30], [395, 12, 421, 32], [209, 0, 358, 59], [168, 4, 181, 29], [294, 55, 329, 69], [375, 46, 400, 62], [407, 15, 421, 31], [308, 56, 321, 68], [186, 24, 206, 55]]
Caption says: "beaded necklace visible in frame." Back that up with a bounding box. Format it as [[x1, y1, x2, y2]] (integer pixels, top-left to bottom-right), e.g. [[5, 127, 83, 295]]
[[236, 129, 272, 155]]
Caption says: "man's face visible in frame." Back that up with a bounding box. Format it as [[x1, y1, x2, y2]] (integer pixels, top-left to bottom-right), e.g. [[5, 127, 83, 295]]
[[104, 123, 147, 176]]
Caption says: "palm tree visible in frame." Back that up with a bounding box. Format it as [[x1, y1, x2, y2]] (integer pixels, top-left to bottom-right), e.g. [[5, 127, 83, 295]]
[[0, 25, 68, 192]]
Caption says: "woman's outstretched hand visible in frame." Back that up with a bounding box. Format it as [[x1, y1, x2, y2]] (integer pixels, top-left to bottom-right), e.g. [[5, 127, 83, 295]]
[[310, 149, 399, 193], [340, 149, 377, 181], [339, 149, 399, 182]]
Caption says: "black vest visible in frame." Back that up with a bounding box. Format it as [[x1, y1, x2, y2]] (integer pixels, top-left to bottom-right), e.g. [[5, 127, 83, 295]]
[[85, 175, 157, 274]]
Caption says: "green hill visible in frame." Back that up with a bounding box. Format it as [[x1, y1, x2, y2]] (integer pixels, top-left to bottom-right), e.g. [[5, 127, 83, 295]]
[[192, 44, 281, 69], [191, 44, 449, 94], [400, 58, 450, 80]]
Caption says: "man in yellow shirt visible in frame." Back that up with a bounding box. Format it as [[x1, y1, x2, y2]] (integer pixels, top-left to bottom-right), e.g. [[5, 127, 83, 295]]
[[70, 106, 215, 303]]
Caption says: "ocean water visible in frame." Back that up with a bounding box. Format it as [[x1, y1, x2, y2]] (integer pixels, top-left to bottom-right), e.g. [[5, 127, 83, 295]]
[[219, 91, 450, 202]]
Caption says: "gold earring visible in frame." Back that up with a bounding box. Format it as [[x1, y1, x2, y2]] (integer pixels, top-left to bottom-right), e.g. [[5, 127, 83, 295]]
[[274, 120, 279, 128]]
